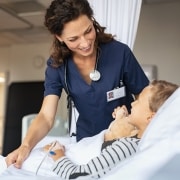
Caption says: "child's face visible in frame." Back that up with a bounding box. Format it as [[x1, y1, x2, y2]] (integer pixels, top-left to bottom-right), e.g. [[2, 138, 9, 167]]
[[128, 85, 153, 129]]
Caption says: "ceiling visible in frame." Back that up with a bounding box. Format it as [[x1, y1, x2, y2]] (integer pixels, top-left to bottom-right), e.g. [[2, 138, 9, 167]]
[[0, 0, 180, 47], [0, 0, 52, 47]]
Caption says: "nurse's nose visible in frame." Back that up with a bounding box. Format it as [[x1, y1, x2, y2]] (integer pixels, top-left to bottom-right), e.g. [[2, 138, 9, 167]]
[[79, 36, 89, 48]]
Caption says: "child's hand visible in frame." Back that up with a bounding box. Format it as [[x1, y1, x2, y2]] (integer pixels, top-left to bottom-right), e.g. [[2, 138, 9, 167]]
[[105, 106, 136, 141], [112, 105, 128, 120], [43, 141, 65, 161]]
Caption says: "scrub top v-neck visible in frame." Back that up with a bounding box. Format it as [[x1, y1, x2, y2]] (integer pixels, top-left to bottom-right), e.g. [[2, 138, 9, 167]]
[[44, 40, 149, 141]]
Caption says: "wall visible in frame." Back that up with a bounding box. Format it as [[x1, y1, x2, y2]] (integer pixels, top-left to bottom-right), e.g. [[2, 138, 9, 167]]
[[0, 42, 67, 114], [0, 48, 10, 72], [0, 84, 4, 151], [134, 2, 180, 85], [4, 43, 49, 82]]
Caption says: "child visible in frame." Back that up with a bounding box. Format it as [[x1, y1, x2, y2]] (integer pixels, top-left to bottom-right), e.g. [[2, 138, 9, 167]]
[[43, 80, 178, 179]]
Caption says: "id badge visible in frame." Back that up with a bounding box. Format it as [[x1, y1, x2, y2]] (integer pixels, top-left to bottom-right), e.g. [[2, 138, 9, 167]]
[[107, 86, 126, 102]]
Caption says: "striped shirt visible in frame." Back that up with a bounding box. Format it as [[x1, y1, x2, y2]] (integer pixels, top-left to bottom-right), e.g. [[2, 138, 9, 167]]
[[52, 137, 140, 179]]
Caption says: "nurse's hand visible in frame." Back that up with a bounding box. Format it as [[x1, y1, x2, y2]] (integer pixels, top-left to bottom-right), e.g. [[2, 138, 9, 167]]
[[5, 144, 31, 168]]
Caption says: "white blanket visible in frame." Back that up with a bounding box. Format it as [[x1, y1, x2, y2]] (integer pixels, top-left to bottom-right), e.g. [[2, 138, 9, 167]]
[[0, 130, 105, 178]]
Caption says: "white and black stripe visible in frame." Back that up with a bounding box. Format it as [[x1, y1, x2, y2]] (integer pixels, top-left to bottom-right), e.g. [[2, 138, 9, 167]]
[[52, 137, 140, 179]]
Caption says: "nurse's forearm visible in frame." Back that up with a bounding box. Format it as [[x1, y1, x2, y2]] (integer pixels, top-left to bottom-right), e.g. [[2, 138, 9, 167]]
[[22, 113, 53, 150]]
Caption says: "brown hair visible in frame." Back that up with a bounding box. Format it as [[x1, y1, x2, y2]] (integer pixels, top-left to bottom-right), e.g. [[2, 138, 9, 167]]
[[44, 0, 114, 67], [149, 80, 179, 112]]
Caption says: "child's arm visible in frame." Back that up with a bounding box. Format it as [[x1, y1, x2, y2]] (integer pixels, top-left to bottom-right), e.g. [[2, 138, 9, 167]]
[[44, 138, 139, 179]]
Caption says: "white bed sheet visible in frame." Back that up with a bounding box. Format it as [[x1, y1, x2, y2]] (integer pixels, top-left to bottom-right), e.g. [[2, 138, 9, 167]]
[[1, 87, 180, 180], [0, 130, 105, 179]]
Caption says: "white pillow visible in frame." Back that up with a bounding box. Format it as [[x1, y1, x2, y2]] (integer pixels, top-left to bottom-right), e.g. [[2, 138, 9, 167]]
[[138, 87, 180, 151]]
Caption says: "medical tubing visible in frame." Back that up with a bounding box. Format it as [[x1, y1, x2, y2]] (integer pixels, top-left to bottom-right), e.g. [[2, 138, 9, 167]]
[[35, 140, 57, 175]]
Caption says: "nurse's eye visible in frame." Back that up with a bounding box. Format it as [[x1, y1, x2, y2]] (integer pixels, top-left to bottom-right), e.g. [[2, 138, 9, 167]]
[[85, 27, 92, 34], [69, 38, 77, 42]]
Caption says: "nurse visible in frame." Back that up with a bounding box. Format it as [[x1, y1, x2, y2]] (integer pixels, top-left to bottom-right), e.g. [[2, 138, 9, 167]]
[[6, 0, 149, 169]]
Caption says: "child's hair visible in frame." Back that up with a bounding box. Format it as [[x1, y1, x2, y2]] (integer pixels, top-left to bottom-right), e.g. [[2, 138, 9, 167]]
[[149, 80, 179, 112]]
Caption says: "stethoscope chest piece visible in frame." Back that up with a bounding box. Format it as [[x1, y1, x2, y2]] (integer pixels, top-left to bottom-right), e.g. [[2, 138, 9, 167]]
[[89, 70, 101, 81]]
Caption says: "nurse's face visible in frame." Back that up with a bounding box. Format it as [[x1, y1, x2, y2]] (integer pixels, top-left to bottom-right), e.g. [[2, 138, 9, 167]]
[[56, 15, 96, 57]]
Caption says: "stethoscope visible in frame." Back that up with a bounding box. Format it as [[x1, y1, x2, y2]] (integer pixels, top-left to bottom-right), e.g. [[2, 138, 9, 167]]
[[65, 48, 101, 84], [64, 48, 101, 137], [89, 48, 101, 81]]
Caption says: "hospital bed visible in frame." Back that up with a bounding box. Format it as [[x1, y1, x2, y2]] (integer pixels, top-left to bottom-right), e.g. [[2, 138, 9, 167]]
[[21, 114, 68, 141], [1, 87, 180, 180]]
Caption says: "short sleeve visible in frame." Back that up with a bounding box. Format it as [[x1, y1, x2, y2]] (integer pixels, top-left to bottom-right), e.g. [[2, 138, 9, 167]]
[[44, 58, 63, 97]]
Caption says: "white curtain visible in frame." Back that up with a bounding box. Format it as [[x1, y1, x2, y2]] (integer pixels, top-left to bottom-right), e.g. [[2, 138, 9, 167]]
[[88, 0, 142, 50]]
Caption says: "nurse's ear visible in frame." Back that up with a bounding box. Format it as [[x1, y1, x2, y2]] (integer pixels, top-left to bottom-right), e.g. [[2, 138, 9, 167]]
[[55, 35, 63, 44]]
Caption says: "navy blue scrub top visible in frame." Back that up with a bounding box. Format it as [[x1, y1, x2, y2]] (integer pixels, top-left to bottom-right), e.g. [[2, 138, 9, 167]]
[[44, 40, 149, 141]]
